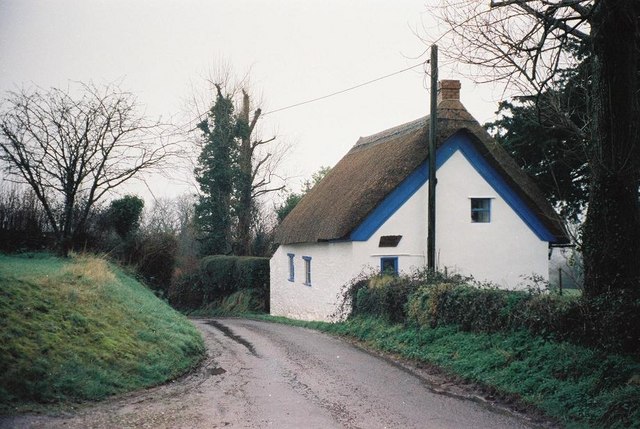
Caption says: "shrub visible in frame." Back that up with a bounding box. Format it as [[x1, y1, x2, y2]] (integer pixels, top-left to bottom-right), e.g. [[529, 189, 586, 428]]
[[351, 275, 416, 323], [406, 282, 456, 328], [200, 255, 238, 294], [577, 290, 640, 355], [108, 195, 145, 239], [405, 282, 579, 334], [167, 266, 203, 309], [129, 230, 178, 294], [168, 255, 269, 312], [0, 186, 52, 251], [344, 269, 467, 323]]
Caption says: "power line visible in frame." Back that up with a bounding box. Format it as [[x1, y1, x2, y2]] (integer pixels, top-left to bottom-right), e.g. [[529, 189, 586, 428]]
[[262, 62, 426, 116], [135, 61, 428, 143]]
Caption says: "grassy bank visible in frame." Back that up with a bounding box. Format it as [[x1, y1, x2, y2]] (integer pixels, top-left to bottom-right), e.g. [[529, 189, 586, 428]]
[[255, 315, 639, 429], [0, 253, 205, 413]]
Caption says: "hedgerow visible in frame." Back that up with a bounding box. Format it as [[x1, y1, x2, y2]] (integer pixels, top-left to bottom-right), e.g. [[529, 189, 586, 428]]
[[343, 269, 639, 355]]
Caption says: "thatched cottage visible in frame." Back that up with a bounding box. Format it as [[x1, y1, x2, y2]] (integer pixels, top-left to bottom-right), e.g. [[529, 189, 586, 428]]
[[271, 80, 569, 321]]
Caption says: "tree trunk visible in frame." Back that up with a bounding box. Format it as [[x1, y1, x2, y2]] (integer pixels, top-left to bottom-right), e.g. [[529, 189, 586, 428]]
[[235, 91, 255, 256], [56, 192, 75, 257], [583, 170, 640, 297], [582, 0, 640, 299]]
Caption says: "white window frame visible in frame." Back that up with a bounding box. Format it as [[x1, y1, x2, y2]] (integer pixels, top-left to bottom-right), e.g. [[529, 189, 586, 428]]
[[470, 197, 492, 223]]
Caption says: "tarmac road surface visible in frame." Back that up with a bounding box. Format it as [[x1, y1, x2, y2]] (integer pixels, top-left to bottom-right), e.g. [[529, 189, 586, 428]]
[[1, 318, 541, 428]]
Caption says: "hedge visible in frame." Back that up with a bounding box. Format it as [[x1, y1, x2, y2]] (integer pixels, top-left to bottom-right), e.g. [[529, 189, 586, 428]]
[[349, 273, 639, 355], [405, 284, 580, 335], [168, 255, 269, 312]]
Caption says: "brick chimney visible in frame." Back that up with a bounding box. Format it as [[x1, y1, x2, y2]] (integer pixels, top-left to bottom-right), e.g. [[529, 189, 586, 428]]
[[437, 80, 461, 103]]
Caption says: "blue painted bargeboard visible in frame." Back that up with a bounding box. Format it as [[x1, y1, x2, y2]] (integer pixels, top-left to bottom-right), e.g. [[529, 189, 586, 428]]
[[349, 132, 556, 242]]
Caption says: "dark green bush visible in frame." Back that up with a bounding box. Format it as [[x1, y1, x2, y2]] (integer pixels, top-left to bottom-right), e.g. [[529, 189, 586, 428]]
[[350, 270, 469, 324], [234, 257, 269, 291], [352, 275, 418, 323], [168, 255, 269, 312], [576, 290, 640, 354], [200, 255, 237, 293], [108, 195, 144, 239], [167, 268, 203, 309], [215, 288, 268, 314]]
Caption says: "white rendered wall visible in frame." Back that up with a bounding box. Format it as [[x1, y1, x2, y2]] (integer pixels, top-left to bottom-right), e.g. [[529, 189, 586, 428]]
[[434, 151, 549, 287], [270, 242, 356, 321], [270, 191, 430, 321], [353, 183, 428, 273], [271, 147, 551, 321]]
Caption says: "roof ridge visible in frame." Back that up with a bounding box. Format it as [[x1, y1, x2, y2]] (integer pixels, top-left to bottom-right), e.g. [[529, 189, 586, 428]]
[[352, 115, 427, 151]]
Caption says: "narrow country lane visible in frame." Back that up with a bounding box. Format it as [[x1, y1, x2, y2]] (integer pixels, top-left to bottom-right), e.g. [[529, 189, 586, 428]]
[[2, 318, 543, 429]]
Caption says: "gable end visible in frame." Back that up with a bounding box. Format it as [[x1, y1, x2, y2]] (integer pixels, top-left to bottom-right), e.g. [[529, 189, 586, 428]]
[[349, 132, 557, 243]]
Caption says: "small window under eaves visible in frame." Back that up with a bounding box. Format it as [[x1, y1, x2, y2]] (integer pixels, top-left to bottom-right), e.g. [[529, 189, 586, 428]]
[[379, 235, 402, 247], [471, 198, 492, 223]]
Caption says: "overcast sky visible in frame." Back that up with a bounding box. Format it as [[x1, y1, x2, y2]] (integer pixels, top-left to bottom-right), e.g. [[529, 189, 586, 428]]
[[0, 0, 508, 202]]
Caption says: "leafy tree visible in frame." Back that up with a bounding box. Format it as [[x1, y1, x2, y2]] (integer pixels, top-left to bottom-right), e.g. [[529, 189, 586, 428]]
[[431, 0, 640, 299], [0, 83, 175, 255], [108, 195, 144, 239]]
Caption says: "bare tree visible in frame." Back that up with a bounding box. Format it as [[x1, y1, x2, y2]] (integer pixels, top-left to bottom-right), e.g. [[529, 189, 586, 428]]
[[429, 1, 640, 299], [235, 88, 285, 255], [0, 83, 178, 255], [431, 1, 590, 93]]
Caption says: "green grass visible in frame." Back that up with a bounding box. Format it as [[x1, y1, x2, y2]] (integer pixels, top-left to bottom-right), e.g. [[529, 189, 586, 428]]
[[0, 253, 205, 412], [254, 314, 640, 429]]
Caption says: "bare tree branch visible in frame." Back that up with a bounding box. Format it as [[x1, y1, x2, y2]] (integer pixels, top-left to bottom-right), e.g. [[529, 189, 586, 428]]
[[426, 1, 591, 94], [0, 82, 180, 254]]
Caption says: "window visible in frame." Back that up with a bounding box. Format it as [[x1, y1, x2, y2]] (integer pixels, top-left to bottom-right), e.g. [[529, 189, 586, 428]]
[[287, 253, 295, 282], [302, 256, 312, 286], [470, 198, 491, 223], [380, 257, 398, 275]]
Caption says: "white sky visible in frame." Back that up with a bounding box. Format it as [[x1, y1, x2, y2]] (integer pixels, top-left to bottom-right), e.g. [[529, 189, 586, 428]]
[[0, 0, 508, 203]]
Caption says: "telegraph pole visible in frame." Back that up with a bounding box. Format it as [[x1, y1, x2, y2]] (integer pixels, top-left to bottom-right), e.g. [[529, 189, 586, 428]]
[[427, 44, 438, 271]]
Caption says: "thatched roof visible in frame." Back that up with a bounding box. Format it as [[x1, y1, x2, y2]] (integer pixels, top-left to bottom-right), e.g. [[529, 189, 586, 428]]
[[275, 89, 568, 246]]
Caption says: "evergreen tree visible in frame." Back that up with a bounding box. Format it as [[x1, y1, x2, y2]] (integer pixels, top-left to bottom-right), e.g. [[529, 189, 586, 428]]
[[276, 166, 331, 223], [194, 85, 237, 255], [109, 195, 145, 239], [194, 83, 283, 256], [486, 61, 590, 223]]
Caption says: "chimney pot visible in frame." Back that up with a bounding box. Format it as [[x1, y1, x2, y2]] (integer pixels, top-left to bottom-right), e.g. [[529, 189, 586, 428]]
[[438, 80, 461, 103]]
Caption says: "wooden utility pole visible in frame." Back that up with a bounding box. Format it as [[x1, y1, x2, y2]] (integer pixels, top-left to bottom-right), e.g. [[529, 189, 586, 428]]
[[427, 44, 438, 271]]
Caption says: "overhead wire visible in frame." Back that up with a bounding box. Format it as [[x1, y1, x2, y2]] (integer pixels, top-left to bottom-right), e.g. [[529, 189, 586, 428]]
[[262, 62, 426, 116], [131, 61, 429, 144]]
